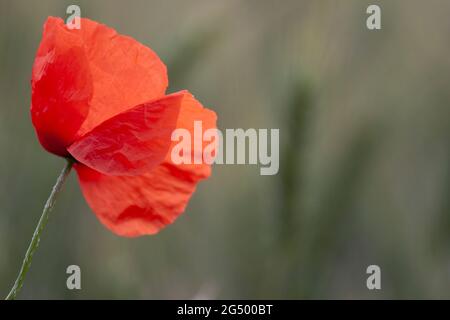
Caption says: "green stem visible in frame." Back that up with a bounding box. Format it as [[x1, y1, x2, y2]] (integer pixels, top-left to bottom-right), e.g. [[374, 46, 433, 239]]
[[5, 158, 74, 300]]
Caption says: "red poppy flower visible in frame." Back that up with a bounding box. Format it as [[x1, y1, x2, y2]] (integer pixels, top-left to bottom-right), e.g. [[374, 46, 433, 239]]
[[31, 17, 217, 237]]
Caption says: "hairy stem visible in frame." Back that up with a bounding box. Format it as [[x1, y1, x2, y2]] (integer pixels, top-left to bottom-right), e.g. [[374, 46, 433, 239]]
[[5, 159, 74, 300]]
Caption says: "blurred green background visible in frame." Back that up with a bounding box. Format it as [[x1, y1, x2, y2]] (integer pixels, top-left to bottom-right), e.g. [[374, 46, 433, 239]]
[[1, 0, 450, 299]]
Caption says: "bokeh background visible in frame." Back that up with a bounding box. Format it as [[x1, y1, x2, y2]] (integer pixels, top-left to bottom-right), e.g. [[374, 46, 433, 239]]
[[1, 0, 450, 299]]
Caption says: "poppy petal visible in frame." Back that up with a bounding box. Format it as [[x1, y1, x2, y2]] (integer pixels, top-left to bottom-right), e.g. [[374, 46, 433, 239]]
[[74, 92, 217, 237], [74, 161, 210, 237], [75, 17, 168, 135], [68, 92, 188, 176], [163, 91, 217, 174], [31, 17, 93, 156]]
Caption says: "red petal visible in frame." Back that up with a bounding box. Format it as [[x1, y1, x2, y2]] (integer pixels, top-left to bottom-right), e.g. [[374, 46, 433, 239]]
[[31, 17, 168, 156], [68, 92, 186, 176], [74, 162, 209, 237], [164, 91, 217, 175], [75, 17, 168, 135], [31, 18, 93, 156], [74, 93, 217, 237]]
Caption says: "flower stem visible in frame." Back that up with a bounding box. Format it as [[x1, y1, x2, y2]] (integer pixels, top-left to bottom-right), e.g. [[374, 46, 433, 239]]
[[5, 158, 74, 300]]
